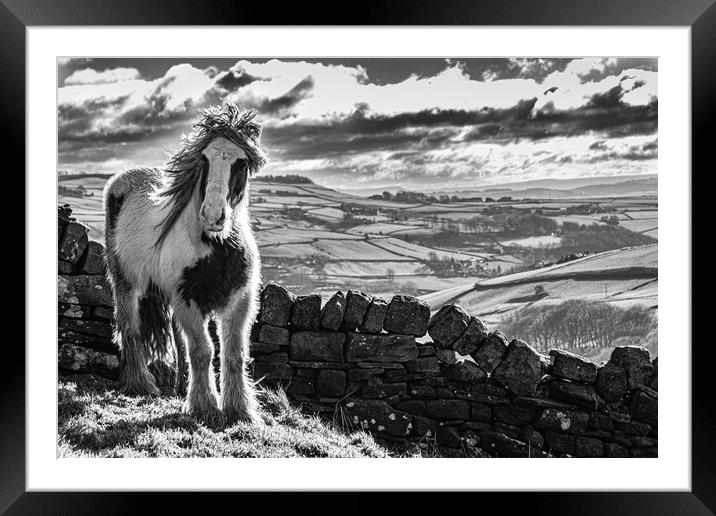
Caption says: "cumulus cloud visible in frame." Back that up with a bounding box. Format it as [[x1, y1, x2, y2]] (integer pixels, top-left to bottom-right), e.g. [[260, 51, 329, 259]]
[[507, 58, 563, 80], [65, 67, 141, 85], [57, 57, 658, 189], [563, 57, 617, 77], [230, 61, 543, 121], [59, 63, 217, 144]]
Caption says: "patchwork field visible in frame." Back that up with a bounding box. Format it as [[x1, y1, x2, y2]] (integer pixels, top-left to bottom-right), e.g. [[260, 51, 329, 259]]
[[619, 213, 658, 235], [59, 174, 658, 303]]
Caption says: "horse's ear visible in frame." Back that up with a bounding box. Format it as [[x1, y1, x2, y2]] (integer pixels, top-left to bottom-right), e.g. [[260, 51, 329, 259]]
[[245, 137, 267, 176], [249, 123, 262, 139]]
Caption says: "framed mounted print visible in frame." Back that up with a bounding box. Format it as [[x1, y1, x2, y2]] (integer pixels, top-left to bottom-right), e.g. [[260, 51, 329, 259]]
[[3, 0, 713, 512]]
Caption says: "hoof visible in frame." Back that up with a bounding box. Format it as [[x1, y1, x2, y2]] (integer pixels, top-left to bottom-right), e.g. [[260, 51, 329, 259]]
[[184, 397, 224, 427], [222, 404, 262, 426]]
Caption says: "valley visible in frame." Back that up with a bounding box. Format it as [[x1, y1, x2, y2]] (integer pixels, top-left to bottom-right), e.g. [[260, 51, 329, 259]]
[[58, 173, 657, 311]]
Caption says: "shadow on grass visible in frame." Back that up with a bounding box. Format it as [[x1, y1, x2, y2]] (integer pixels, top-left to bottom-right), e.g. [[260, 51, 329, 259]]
[[58, 375, 201, 455], [57, 374, 388, 458]]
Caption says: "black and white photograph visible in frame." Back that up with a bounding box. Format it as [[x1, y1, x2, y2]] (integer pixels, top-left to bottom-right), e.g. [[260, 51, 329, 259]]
[[55, 56, 660, 459], [0, 0, 707, 506]]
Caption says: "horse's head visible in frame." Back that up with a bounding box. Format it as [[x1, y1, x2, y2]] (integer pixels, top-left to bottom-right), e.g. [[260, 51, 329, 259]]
[[199, 137, 249, 234], [154, 102, 267, 246]]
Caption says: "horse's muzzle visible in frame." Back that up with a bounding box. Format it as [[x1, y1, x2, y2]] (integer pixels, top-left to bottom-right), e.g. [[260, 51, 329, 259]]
[[200, 204, 227, 231]]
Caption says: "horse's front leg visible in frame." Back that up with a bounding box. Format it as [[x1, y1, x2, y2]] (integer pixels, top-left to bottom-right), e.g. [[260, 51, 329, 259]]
[[218, 289, 260, 425], [172, 316, 188, 398], [173, 301, 223, 426]]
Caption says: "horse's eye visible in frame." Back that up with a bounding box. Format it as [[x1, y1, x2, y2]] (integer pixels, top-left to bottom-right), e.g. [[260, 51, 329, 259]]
[[231, 159, 246, 173], [228, 159, 248, 206]]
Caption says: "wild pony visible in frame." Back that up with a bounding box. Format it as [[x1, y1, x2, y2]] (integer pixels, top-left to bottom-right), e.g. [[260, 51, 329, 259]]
[[103, 101, 267, 425]]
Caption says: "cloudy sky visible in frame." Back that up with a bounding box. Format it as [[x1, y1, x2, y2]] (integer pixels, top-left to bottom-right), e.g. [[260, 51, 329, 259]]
[[58, 57, 657, 192]]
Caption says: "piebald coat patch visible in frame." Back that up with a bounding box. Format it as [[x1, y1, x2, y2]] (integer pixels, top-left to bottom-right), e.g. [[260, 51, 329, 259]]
[[178, 231, 250, 316]]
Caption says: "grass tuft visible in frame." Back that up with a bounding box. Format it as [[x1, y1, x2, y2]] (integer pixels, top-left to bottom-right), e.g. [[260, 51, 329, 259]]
[[58, 374, 389, 458]]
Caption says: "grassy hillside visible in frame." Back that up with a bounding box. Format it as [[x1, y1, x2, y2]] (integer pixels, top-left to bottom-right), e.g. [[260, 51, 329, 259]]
[[420, 244, 658, 329], [58, 375, 389, 458]]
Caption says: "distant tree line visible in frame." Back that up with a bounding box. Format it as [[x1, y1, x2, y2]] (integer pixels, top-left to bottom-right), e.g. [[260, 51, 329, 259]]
[[421, 252, 489, 277], [342, 203, 380, 216], [600, 215, 620, 225], [491, 213, 559, 236], [58, 184, 90, 198], [369, 190, 514, 204], [254, 174, 314, 184], [559, 203, 610, 215]]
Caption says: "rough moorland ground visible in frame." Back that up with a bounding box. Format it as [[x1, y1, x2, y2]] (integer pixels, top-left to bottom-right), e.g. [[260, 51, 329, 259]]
[[58, 375, 391, 458]]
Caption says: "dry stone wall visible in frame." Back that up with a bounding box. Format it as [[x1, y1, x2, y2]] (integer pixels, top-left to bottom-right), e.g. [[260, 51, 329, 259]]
[[57, 205, 658, 457], [251, 285, 658, 458], [57, 205, 119, 378]]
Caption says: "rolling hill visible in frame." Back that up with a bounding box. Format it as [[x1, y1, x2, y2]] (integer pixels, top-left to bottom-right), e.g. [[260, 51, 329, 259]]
[[420, 244, 658, 328]]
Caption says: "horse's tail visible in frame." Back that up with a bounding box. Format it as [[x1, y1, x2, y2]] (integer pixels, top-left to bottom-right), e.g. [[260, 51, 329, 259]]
[[138, 281, 173, 360], [103, 171, 129, 248]]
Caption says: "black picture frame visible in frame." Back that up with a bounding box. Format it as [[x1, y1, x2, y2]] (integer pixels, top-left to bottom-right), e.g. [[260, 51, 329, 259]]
[[3, 0, 713, 512]]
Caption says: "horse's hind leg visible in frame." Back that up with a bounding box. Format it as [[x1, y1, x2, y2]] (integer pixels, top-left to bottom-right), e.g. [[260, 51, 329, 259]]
[[218, 289, 260, 425], [172, 316, 188, 397], [173, 302, 222, 425], [109, 268, 160, 396]]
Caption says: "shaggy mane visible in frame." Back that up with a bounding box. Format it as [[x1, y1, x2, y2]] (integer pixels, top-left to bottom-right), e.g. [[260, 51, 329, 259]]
[[154, 101, 267, 247]]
